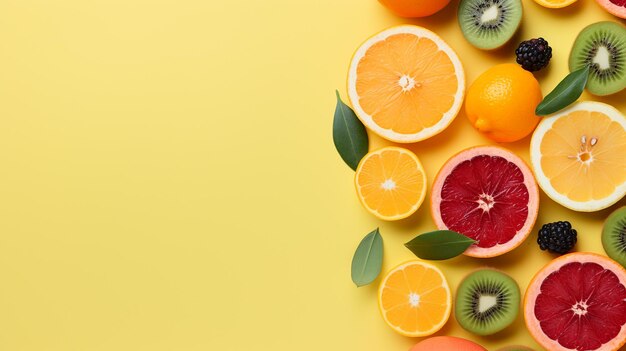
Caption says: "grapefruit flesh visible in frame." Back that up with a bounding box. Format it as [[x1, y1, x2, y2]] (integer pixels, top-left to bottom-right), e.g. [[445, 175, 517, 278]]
[[431, 146, 539, 257], [525, 253, 626, 351]]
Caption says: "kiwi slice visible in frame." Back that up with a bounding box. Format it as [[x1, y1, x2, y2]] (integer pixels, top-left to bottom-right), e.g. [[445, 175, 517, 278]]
[[602, 206, 626, 268], [455, 268, 520, 335], [569, 21, 626, 96], [458, 0, 522, 50]]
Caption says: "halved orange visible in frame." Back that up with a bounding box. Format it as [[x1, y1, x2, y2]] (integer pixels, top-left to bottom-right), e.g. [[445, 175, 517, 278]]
[[530, 101, 626, 212], [532, 0, 577, 9], [347, 25, 465, 143], [378, 261, 451, 337], [355, 147, 426, 221]]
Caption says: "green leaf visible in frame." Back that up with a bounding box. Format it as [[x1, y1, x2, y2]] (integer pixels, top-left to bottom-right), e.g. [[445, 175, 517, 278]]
[[404, 230, 475, 260], [333, 90, 368, 171], [536, 65, 590, 116], [351, 228, 383, 287]]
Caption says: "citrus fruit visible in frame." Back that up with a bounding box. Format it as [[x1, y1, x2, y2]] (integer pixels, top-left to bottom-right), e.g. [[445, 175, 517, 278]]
[[530, 101, 626, 212], [410, 336, 486, 351], [524, 252, 626, 351], [465, 63, 542, 142], [347, 25, 465, 143], [378, 0, 452, 17], [378, 261, 451, 337], [431, 146, 539, 258], [355, 147, 427, 221], [594, 0, 626, 18], [532, 0, 577, 8]]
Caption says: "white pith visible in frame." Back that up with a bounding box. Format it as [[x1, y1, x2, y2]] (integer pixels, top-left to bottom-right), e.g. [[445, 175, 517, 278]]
[[530, 102, 626, 212], [347, 25, 465, 143], [479, 295, 497, 313], [381, 179, 396, 190], [481, 5, 500, 23], [409, 292, 421, 307], [593, 46, 611, 70]]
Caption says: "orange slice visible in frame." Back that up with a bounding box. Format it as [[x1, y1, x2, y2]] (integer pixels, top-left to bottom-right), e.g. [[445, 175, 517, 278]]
[[530, 101, 626, 212], [355, 147, 426, 221], [347, 25, 465, 143], [532, 0, 577, 8], [378, 261, 452, 337]]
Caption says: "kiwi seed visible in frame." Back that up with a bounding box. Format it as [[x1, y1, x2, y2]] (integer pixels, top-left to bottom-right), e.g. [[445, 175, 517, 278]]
[[602, 206, 626, 268], [458, 0, 523, 50], [455, 268, 520, 336], [569, 21, 626, 96]]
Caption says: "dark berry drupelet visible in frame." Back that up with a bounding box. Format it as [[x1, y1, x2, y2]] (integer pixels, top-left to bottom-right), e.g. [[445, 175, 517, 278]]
[[537, 221, 577, 254], [515, 38, 552, 72]]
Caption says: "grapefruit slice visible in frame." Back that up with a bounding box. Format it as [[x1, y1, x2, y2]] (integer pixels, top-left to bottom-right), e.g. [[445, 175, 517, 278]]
[[347, 25, 465, 143], [594, 0, 626, 19], [355, 147, 427, 221], [530, 101, 626, 212], [431, 146, 539, 258], [378, 261, 451, 337], [525, 252, 626, 351]]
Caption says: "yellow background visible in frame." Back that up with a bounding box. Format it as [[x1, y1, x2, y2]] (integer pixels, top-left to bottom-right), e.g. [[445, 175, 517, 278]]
[[0, 0, 625, 350]]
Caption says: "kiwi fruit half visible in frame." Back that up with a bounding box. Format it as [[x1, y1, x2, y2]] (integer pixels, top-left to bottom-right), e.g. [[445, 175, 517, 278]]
[[569, 21, 626, 96], [458, 0, 522, 50], [455, 268, 520, 335], [602, 206, 626, 268]]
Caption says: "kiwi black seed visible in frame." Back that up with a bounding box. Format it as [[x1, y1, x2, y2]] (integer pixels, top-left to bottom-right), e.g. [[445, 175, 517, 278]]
[[455, 268, 520, 336], [458, 0, 523, 50], [602, 206, 626, 268], [569, 21, 626, 96]]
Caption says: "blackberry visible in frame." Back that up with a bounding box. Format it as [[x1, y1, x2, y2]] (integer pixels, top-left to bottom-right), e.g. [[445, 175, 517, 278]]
[[515, 38, 552, 72], [537, 221, 577, 255]]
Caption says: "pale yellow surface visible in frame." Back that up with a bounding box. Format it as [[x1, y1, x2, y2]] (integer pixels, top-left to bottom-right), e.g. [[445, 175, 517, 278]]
[[0, 1, 624, 350]]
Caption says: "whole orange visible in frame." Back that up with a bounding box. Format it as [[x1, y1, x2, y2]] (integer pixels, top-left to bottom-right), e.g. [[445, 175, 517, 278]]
[[378, 0, 452, 17], [465, 63, 543, 143]]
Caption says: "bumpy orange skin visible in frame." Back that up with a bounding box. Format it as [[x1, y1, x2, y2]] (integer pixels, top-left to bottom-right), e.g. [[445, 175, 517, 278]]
[[465, 63, 542, 143], [378, 0, 452, 17], [410, 336, 487, 351]]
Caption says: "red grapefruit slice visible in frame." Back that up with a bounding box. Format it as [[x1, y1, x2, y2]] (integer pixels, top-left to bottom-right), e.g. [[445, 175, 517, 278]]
[[430, 146, 539, 258], [525, 252, 626, 351]]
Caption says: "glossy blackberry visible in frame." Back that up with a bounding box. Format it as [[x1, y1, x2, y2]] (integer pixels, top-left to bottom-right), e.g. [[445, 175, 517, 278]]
[[515, 38, 552, 72], [537, 221, 577, 255]]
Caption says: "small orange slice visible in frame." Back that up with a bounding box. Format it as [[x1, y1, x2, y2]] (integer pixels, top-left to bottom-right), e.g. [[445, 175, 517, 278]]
[[532, 0, 577, 8], [378, 261, 452, 337], [355, 147, 426, 221], [530, 101, 626, 212], [347, 25, 465, 143]]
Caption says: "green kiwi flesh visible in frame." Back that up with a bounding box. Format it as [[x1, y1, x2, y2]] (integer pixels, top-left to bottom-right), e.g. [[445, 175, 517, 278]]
[[458, 0, 522, 50], [602, 206, 626, 268], [455, 268, 520, 335], [569, 21, 626, 96]]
